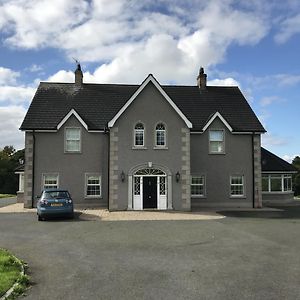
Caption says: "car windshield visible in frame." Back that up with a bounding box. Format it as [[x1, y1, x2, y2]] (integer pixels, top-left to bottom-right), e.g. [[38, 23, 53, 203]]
[[42, 191, 70, 199]]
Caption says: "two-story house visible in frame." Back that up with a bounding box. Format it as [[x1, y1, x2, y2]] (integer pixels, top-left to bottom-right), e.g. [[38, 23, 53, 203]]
[[19, 66, 295, 210]]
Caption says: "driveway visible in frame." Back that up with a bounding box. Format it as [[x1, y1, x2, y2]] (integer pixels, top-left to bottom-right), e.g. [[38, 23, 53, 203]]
[[0, 196, 16, 208], [0, 206, 300, 300]]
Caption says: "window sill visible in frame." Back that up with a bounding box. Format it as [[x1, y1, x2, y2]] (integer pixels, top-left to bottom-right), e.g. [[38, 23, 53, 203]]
[[64, 151, 82, 154], [262, 191, 293, 194], [230, 195, 246, 199], [153, 146, 168, 150], [191, 195, 206, 198], [209, 152, 225, 155], [132, 146, 147, 150], [85, 196, 102, 199]]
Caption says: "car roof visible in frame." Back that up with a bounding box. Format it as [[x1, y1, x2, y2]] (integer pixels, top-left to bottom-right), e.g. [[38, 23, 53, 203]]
[[43, 189, 69, 192]]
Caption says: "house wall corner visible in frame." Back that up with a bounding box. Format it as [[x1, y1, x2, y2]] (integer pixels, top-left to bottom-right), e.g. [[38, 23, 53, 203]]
[[24, 132, 34, 208], [253, 134, 262, 208], [109, 127, 119, 210], [181, 128, 191, 210]]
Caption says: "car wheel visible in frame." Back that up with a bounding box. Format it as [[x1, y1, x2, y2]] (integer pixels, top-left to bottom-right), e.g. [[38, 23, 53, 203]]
[[38, 215, 43, 221]]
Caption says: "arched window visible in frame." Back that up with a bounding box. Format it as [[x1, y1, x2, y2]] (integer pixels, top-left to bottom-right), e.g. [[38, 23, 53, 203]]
[[134, 123, 144, 146], [155, 123, 166, 146]]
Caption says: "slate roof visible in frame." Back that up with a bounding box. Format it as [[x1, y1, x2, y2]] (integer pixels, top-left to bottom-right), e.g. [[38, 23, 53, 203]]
[[261, 147, 298, 173], [20, 79, 265, 132]]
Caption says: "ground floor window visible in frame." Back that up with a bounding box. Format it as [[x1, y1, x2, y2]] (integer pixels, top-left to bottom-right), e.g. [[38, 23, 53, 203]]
[[86, 174, 101, 197], [230, 175, 244, 197], [191, 176, 205, 197], [43, 174, 59, 190], [262, 174, 292, 192]]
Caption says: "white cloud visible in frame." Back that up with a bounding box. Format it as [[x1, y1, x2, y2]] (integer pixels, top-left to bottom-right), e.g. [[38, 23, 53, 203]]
[[29, 64, 43, 72], [261, 132, 288, 147], [47, 70, 74, 83], [282, 154, 300, 163], [0, 0, 269, 84], [1, 0, 89, 48], [208, 78, 239, 86], [0, 106, 26, 149], [275, 13, 300, 43], [259, 95, 285, 107], [0, 67, 20, 85], [0, 86, 36, 104]]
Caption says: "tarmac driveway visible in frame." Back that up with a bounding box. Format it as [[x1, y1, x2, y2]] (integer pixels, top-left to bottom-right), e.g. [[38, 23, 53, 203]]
[[0, 196, 16, 208], [0, 206, 300, 300]]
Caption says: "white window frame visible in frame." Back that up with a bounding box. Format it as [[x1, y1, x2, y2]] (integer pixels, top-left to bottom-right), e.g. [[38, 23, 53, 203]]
[[262, 174, 293, 193], [85, 173, 102, 198], [191, 175, 206, 197], [209, 129, 225, 154], [42, 173, 59, 190], [155, 122, 167, 148], [230, 175, 245, 197], [65, 127, 81, 153], [134, 122, 145, 147]]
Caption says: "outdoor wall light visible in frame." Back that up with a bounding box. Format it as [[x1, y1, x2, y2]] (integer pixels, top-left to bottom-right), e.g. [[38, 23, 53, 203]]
[[175, 171, 180, 182], [120, 171, 125, 182]]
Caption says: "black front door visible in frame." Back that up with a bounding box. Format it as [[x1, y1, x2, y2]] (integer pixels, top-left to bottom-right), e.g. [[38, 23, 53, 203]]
[[143, 177, 157, 209]]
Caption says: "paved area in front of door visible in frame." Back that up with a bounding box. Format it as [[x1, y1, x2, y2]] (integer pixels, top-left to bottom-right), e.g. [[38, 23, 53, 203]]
[[1, 206, 300, 300], [0, 201, 283, 221]]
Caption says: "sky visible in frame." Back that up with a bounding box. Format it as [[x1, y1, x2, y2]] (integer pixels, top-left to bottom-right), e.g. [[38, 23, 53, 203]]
[[0, 0, 299, 162]]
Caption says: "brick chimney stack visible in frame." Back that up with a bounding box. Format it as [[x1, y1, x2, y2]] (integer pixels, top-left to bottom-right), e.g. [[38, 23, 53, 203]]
[[75, 63, 83, 86], [197, 67, 207, 90]]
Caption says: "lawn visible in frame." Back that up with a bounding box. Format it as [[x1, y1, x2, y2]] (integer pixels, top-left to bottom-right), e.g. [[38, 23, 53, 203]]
[[0, 249, 28, 298], [0, 194, 15, 199]]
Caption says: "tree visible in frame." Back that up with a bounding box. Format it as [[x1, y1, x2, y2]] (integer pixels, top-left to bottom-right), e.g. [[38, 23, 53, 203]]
[[292, 156, 300, 196], [0, 146, 24, 194]]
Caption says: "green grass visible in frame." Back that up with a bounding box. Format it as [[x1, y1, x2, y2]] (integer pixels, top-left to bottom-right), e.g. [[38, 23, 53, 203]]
[[0, 249, 28, 298], [0, 194, 16, 199]]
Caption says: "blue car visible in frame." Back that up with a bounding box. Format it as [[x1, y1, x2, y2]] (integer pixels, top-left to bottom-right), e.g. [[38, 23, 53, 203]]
[[37, 189, 74, 221]]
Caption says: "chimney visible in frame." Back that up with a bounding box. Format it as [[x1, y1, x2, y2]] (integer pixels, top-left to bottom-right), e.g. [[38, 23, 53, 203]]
[[75, 63, 83, 86], [197, 67, 207, 90]]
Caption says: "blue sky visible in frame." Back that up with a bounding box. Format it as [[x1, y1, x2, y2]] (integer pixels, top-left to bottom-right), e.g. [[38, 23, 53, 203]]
[[0, 0, 299, 161]]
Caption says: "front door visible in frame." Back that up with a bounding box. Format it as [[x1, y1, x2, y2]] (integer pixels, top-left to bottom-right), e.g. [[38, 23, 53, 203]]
[[143, 177, 157, 208]]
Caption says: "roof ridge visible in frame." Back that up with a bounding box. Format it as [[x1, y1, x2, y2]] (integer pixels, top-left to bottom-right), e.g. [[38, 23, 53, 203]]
[[39, 82, 139, 87]]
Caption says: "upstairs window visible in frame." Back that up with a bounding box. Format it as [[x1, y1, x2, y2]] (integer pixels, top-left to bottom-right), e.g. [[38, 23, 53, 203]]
[[155, 123, 166, 147], [134, 123, 144, 146], [209, 130, 224, 154], [65, 128, 81, 152]]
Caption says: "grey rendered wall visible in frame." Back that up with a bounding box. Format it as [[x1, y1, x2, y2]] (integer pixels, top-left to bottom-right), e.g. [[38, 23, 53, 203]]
[[110, 82, 190, 211], [262, 192, 294, 204], [191, 118, 253, 208], [33, 115, 108, 207]]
